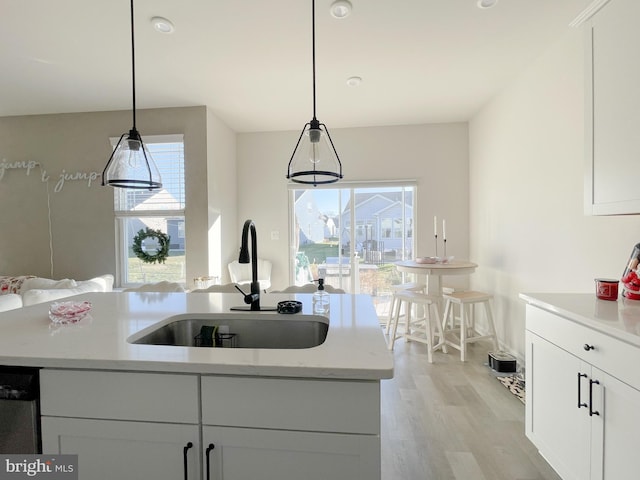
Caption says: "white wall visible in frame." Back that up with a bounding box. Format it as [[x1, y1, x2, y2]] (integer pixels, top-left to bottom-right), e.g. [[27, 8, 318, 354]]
[[205, 108, 238, 284], [237, 123, 470, 290], [469, 28, 640, 360]]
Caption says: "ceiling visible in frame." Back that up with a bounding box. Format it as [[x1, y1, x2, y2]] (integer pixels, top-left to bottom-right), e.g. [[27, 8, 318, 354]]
[[0, 0, 590, 133]]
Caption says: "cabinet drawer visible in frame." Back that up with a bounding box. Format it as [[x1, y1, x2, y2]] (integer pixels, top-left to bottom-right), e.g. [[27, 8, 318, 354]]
[[526, 305, 640, 389], [201, 376, 379, 435], [41, 369, 199, 423]]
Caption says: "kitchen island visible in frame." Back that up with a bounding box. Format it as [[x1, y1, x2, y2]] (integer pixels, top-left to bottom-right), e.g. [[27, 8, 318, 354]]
[[0, 292, 393, 479]]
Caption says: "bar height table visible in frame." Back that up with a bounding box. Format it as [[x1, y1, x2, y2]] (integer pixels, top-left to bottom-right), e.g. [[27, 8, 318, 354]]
[[394, 260, 478, 298]]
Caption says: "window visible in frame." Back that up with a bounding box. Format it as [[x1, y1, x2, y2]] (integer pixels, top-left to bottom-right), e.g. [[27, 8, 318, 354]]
[[113, 135, 186, 287], [381, 218, 392, 239], [289, 182, 416, 318]]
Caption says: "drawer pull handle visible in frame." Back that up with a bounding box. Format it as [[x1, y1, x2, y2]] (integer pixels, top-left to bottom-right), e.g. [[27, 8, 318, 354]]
[[589, 379, 600, 417], [583, 344, 595, 351], [183, 442, 193, 480], [577, 373, 588, 408], [206, 443, 215, 480]]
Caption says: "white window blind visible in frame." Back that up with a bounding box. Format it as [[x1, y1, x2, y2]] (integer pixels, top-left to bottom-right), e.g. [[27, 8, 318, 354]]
[[113, 137, 185, 212]]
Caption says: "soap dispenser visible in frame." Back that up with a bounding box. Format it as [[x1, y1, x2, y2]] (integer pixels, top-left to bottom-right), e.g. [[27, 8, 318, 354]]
[[312, 278, 330, 315]]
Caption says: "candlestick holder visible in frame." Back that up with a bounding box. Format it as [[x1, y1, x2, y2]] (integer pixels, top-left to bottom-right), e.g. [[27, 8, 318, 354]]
[[434, 234, 438, 257]]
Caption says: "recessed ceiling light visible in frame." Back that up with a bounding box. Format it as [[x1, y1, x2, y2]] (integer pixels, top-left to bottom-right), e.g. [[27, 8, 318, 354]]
[[330, 0, 352, 19], [346, 76, 362, 87], [151, 16, 175, 34], [477, 0, 498, 9]]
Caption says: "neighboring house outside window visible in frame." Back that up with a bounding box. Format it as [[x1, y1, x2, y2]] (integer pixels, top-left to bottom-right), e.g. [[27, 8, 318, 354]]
[[112, 135, 186, 288]]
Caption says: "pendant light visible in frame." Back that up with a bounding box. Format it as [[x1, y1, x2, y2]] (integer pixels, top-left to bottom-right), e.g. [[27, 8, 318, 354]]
[[286, 0, 343, 186], [102, 0, 162, 190]]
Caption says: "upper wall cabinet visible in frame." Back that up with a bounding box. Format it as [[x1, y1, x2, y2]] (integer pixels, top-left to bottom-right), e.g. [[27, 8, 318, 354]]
[[585, 0, 640, 215]]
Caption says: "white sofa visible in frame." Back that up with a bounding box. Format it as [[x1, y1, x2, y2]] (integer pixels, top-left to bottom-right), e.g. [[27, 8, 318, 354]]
[[0, 274, 114, 312]]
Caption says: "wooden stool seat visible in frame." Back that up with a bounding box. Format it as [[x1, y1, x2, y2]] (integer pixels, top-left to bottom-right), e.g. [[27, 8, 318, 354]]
[[441, 291, 499, 361], [388, 290, 447, 363]]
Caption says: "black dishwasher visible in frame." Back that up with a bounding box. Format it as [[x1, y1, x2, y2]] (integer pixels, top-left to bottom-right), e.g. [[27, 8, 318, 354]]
[[0, 366, 41, 453]]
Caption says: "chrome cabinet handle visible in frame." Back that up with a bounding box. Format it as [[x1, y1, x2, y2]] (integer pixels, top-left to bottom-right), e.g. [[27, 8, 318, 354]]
[[577, 373, 588, 408], [183, 442, 194, 480], [206, 443, 215, 480], [589, 379, 600, 417]]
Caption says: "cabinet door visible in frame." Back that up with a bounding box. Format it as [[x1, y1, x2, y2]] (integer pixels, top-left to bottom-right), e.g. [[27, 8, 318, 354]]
[[42, 417, 200, 480], [586, 0, 640, 214], [526, 331, 591, 480], [203, 426, 380, 480], [590, 369, 640, 480]]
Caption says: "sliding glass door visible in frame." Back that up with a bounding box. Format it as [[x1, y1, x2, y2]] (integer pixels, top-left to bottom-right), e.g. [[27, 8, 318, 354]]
[[289, 183, 416, 317]]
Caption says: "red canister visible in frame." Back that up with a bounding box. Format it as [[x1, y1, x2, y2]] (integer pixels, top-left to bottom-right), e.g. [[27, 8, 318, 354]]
[[595, 278, 619, 301]]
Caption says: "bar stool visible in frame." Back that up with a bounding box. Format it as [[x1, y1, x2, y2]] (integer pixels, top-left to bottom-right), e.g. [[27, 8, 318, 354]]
[[384, 282, 426, 334], [388, 290, 447, 363], [441, 291, 499, 361]]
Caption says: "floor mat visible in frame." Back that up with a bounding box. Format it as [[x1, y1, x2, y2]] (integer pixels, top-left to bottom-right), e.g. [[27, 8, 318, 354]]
[[497, 374, 525, 404]]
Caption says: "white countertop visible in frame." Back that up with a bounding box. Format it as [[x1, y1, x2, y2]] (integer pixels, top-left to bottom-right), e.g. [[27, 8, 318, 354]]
[[0, 292, 394, 380], [520, 293, 640, 347]]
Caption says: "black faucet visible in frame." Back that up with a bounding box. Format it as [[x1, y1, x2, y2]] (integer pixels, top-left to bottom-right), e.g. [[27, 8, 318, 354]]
[[231, 219, 277, 312], [239, 219, 261, 311]]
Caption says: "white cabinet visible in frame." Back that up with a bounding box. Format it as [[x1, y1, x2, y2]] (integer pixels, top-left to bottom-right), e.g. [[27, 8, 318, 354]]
[[203, 426, 379, 480], [42, 417, 200, 480], [199, 375, 381, 480], [40, 369, 201, 480], [40, 370, 381, 480], [592, 368, 640, 480], [525, 305, 640, 480], [585, 0, 640, 215], [526, 332, 590, 480]]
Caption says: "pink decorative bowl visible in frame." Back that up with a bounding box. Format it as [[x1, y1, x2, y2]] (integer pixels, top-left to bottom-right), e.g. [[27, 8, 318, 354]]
[[415, 256, 454, 264], [415, 257, 438, 264], [49, 301, 92, 324]]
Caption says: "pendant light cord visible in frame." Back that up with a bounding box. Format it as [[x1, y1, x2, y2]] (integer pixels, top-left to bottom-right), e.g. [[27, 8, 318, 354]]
[[130, 0, 137, 130], [311, 0, 317, 121]]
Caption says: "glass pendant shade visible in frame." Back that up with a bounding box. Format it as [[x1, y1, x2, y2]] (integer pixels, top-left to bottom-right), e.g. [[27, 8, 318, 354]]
[[287, 119, 343, 185], [102, 129, 162, 189]]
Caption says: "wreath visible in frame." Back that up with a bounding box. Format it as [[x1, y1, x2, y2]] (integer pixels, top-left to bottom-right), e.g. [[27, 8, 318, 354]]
[[132, 228, 171, 264]]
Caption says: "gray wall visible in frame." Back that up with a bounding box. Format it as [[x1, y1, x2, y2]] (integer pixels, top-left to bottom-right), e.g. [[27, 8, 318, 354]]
[[0, 106, 237, 286]]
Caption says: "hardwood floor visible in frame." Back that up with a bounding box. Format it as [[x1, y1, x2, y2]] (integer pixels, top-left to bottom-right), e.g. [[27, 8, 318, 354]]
[[380, 338, 561, 480]]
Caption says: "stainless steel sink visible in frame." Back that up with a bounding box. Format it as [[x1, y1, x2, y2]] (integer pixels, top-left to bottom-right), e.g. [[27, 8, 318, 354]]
[[127, 313, 329, 349]]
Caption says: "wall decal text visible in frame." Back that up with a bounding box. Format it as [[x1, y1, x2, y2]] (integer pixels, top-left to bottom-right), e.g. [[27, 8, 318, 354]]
[[0, 158, 100, 193]]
